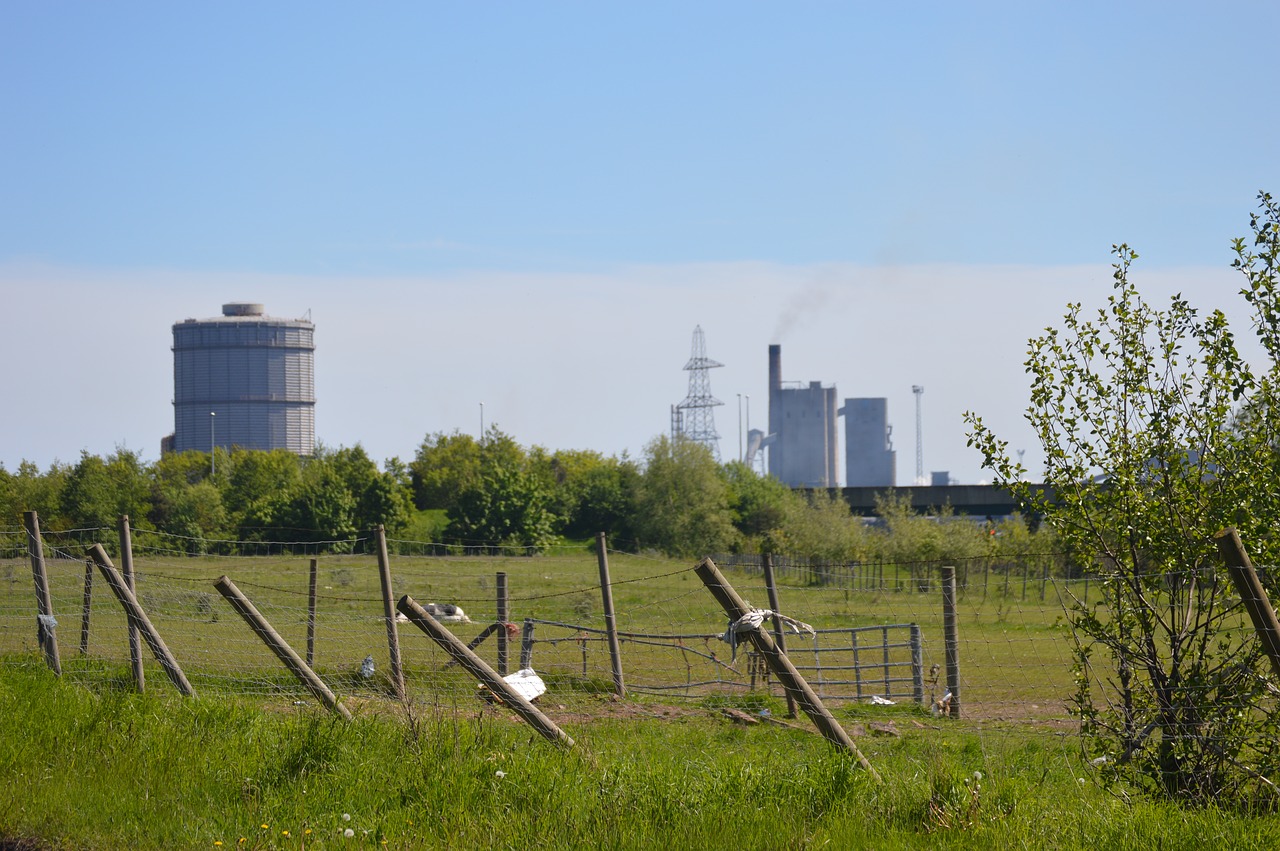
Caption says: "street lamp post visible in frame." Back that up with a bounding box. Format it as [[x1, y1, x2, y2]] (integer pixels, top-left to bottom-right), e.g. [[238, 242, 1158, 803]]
[[210, 412, 216, 476], [737, 393, 743, 464], [479, 402, 485, 444]]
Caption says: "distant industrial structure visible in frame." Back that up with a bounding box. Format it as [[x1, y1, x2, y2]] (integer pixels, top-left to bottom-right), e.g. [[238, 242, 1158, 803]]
[[840, 397, 896, 487], [670, 326, 724, 460], [743, 344, 898, 488], [765, 344, 839, 487], [166, 303, 316, 457]]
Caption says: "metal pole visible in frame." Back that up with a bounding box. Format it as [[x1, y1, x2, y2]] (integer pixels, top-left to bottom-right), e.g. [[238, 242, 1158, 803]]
[[737, 393, 743, 463], [23, 511, 61, 675], [597, 533, 626, 697], [210, 411, 216, 476], [374, 525, 406, 700]]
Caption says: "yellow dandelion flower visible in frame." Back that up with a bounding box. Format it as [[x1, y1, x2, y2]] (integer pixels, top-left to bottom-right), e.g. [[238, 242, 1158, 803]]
[[214, 843, 222, 848], [282, 830, 290, 837]]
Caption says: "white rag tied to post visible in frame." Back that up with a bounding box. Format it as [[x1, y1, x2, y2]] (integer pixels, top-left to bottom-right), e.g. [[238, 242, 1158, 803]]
[[719, 608, 815, 660]]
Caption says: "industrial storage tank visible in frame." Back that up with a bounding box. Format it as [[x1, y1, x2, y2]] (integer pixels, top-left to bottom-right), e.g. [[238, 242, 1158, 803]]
[[171, 303, 315, 455]]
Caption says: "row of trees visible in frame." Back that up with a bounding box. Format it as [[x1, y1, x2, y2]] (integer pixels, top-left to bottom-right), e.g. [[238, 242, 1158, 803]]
[[1, 426, 1046, 562], [0, 444, 414, 552]]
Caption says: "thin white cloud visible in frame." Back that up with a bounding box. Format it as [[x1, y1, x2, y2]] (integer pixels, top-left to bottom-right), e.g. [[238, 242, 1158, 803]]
[[0, 258, 1254, 486]]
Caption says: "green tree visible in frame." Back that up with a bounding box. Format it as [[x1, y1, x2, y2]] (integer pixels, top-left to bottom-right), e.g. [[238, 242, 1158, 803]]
[[409, 431, 482, 512], [326, 445, 413, 534], [631, 435, 737, 557], [533, 448, 639, 541], [0, 460, 68, 527], [59, 449, 153, 532], [723, 461, 791, 542], [967, 209, 1280, 806], [221, 449, 303, 536], [444, 452, 558, 552]]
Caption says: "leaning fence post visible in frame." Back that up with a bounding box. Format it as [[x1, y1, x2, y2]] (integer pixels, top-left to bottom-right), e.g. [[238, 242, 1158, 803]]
[[596, 533, 626, 698], [23, 511, 61, 676], [695, 557, 879, 778], [374, 525, 406, 700], [941, 565, 961, 719], [762, 552, 797, 718], [214, 575, 352, 721], [398, 595, 574, 747], [87, 544, 194, 696], [1216, 528, 1280, 680], [118, 515, 144, 691], [496, 572, 509, 675]]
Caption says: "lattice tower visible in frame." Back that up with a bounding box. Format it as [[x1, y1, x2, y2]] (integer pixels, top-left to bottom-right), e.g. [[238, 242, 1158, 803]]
[[675, 326, 724, 460]]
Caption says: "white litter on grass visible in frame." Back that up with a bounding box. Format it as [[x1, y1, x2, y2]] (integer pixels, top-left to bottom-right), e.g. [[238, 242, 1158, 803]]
[[501, 668, 548, 702], [359, 655, 375, 679], [396, 603, 471, 623], [869, 695, 895, 706]]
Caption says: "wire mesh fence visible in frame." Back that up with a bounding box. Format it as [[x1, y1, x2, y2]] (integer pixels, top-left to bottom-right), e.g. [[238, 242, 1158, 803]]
[[2, 520, 1273, 741]]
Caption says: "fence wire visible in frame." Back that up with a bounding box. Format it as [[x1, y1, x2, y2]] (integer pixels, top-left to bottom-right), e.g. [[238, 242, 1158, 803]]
[[2, 525, 1275, 747]]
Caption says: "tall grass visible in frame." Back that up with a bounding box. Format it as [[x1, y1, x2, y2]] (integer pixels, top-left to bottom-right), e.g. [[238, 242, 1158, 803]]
[[3, 659, 1280, 849]]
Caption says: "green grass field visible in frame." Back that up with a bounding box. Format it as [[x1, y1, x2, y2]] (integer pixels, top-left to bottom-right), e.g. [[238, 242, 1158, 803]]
[[9, 544, 1266, 848]]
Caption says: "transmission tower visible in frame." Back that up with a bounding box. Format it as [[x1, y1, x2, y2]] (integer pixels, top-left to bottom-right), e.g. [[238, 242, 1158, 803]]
[[674, 326, 724, 460], [912, 385, 924, 484]]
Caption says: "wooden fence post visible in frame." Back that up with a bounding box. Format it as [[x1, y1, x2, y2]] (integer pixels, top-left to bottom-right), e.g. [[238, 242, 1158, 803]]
[[306, 557, 318, 668], [496, 572, 509, 675], [910, 623, 925, 706], [214, 575, 351, 721], [23, 511, 61, 676], [118, 515, 144, 691], [79, 559, 93, 654], [762, 553, 797, 718], [397, 595, 574, 747], [374, 525, 406, 700], [694, 557, 879, 777], [596, 533, 626, 698], [1215, 528, 1280, 680], [87, 544, 194, 696], [941, 565, 961, 719]]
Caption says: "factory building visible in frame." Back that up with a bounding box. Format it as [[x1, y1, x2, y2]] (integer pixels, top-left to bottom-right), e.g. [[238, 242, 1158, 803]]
[[841, 398, 896, 487], [767, 344, 839, 487], [168, 303, 315, 456]]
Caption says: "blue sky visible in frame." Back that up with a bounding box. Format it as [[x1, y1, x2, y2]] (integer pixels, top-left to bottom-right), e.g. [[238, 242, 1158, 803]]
[[2, 2, 1277, 484]]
